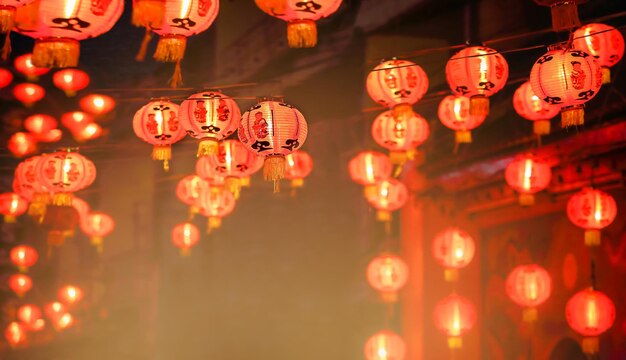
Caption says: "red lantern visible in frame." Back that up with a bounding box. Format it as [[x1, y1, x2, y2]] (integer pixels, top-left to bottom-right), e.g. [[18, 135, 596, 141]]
[[171, 222, 200, 256], [24, 114, 57, 135], [0, 68, 13, 88], [364, 178, 409, 222], [566, 288, 616, 354], [530, 48, 602, 128], [446, 46, 508, 117], [366, 253, 409, 303], [348, 151, 393, 196], [533, 1, 584, 32], [58, 285, 84, 305], [9, 273, 32, 297], [200, 139, 257, 199], [285, 151, 313, 189], [364, 330, 406, 360], [505, 155, 552, 206], [432, 227, 475, 282], [13, 83, 45, 107], [573, 23, 625, 84], [10, 245, 38, 272], [132, 0, 165, 30], [37, 128, 62, 143], [513, 81, 559, 136], [71, 197, 90, 222], [5, 321, 26, 348], [505, 264, 552, 322], [198, 186, 236, 233], [255, 0, 342, 48], [14, 0, 124, 68], [566, 187, 617, 246], [195, 157, 226, 187], [0, 192, 28, 222], [371, 110, 430, 165], [55, 313, 74, 330], [73, 122, 103, 142], [44, 301, 65, 321], [434, 294, 477, 349], [14, 155, 50, 218], [179, 91, 241, 156], [438, 95, 486, 144], [176, 175, 207, 216], [35, 149, 94, 206], [17, 304, 42, 328], [366, 59, 429, 119], [8, 132, 37, 157], [79, 93, 115, 116], [80, 212, 114, 252], [14, 53, 49, 81], [61, 111, 93, 132], [52, 68, 90, 96]]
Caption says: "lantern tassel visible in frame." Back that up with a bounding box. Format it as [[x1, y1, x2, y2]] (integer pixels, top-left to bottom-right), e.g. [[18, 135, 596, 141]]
[[582, 337, 599, 354], [169, 59, 183, 89], [376, 210, 391, 222], [522, 308, 538, 323], [448, 336, 463, 349], [3, 214, 15, 223], [179, 248, 191, 257], [152, 145, 172, 172], [291, 178, 304, 189], [287, 19, 317, 48], [197, 139, 219, 157], [550, 1, 580, 32], [392, 103, 413, 121], [207, 216, 221, 233], [533, 120, 551, 136], [264, 155, 286, 194], [135, 28, 153, 62], [469, 95, 489, 117], [561, 106, 584, 128], [188, 206, 198, 221], [241, 176, 251, 188], [0, 6, 15, 33], [32, 38, 80, 68], [455, 130, 472, 144], [225, 177, 242, 200], [1, 29, 11, 61], [601, 67, 611, 84], [90, 236, 104, 253], [51, 193, 73, 207], [380, 291, 398, 303], [154, 34, 186, 62], [519, 193, 535, 206], [584, 229, 601, 247], [389, 151, 408, 167], [444, 268, 459, 282]]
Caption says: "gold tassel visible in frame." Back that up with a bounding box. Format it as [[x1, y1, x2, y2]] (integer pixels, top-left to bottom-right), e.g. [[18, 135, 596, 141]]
[[291, 178, 304, 189], [584, 229, 601, 247], [241, 176, 251, 188], [550, 1, 580, 32], [455, 130, 472, 144], [1, 29, 11, 61], [132, 0, 165, 28], [28, 192, 49, 221], [90, 236, 103, 253], [376, 210, 391, 222], [135, 28, 152, 62], [225, 177, 242, 200], [392, 103, 413, 121], [444, 269, 459, 282], [287, 19, 317, 48], [518, 193, 535, 206], [533, 120, 550, 136], [469, 95, 489, 117], [51, 192, 73, 207], [169, 59, 183, 88], [561, 106, 584, 128], [380, 292, 398, 304], [3, 214, 16, 223], [264, 155, 285, 193], [154, 34, 186, 62], [32, 38, 80, 68], [448, 336, 463, 349], [389, 151, 407, 166], [522, 308, 538, 323], [152, 145, 171, 172], [0, 6, 15, 33], [582, 337, 599, 354], [197, 139, 219, 157], [207, 216, 221, 233], [188, 206, 198, 220], [601, 67, 611, 84]]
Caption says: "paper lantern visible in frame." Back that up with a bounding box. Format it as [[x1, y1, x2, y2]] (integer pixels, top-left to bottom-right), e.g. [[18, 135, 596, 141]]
[[255, 0, 342, 48], [513, 81, 559, 135], [58, 285, 84, 305], [80, 94, 115, 116], [17, 304, 42, 329], [5, 322, 26, 348], [240, 156, 265, 188], [0, 192, 28, 222], [285, 150, 313, 189], [9, 273, 32, 297], [434, 294, 477, 349], [171, 221, 200, 256], [366, 253, 409, 303], [198, 185, 236, 233], [0, 67, 13, 88], [14, 53, 49, 81], [28, 318, 45, 332], [176, 175, 207, 216], [8, 132, 37, 157], [446, 46, 508, 117], [80, 212, 114, 252], [13, 83, 45, 107], [438, 95, 486, 144], [61, 111, 93, 132], [73, 122, 103, 142], [371, 110, 429, 165], [195, 158, 226, 187], [432, 227, 475, 282], [10, 245, 38, 272], [52, 68, 90, 96], [14, 155, 50, 218], [364, 330, 406, 360], [202, 139, 258, 199], [54, 313, 74, 330], [35, 149, 94, 206], [505, 264, 552, 322], [566, 187, 617, 246], [133, 99, 185, 171], [530, 48, 602, 128], [14, 0, 124, 68], [71, 197, 90, 222], [364, 178, 408, 222], [573, 23, 625, 84], [239, 100, 308, 192], [533, 0, 584, 32], [366, 59, 429, 119], [566, 288, 615, 354], [179, 91, 241, 156], [24, 114, 57, 135], [44, 301, 65, 321], [37, 128, 62, 142], [348, 151, 393, 197], [505, 155, 552, 206]]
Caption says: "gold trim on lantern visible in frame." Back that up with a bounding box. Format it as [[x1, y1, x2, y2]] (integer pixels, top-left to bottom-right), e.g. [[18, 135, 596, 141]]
[[197, 139, 219, 157], [51, 192, 73, 207], [522, 308, 538, 323], [154, 34, 186, 62], [380, 292, 398, 303], [533, 120, 551, 136], [179, 248, 191, 257], [208, 216, 221, 233], [241, 176, 251, 188], [32, 38, 80, 68], [392, 103, 413, 121], [444, 268, 459, 282], [0, 6, 15, 33], [152, 145, 172, 172], [90, 236, 103, 253], [519, 193, 535, 206], [455, 130, 472, 144], [376, 210, 391, 222], [601, 67, 611, 84], [549, 1, 580, 32], [584, 229, 601, 247], [264, 155, 286, 193], [470, 95, 489, 117], [561, 105, 585, 128], [389, 151, 408, 166], [582, 337, 599, 354], [225, 176, 242, 200], [291, 178, 304, 189], [287, 19, 317, 48], [364, 185, 377, 199], [448, 336, 463, 349]]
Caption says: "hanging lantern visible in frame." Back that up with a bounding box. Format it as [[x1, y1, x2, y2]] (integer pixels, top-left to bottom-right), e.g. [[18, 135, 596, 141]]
[[198, 185, 236, 233], [432, 227, 475, 282], [54, 313, 74, 331], [71, 197, 90, 223], [14, 0, 124, 68], [284, 151, 313, 189], [13, 83, 45, 107], [9, 273, 32, 297], [35, 149, 93, 206], [58, 285, 83, 305], [566, 187, 617, 246], [14, 155, 50, 218], [44, 301, 65, 321], [366, 59, 429, 120], [505, 264, 552, 322], [238, 100, 308, 192], [14, 53, 49, 81], [73, 123, 103, 142], [530, 47, 602, 128], [17, 304, 42, 329], [24, 114, 57, 135], [8, 132, 37, 157], [79, 93, 115, 116], [364, 330, 406, 360], [52, 68, 90, 96], [80, 212, 114, 252], [533, 1, 584, 32], [348, 151, 393, 197], [176, 175, 207, 217], [566, 288, 615, 354], [438, 95, 486, 144], [0, 0, 35, 59], [200, 139, 257, 199], [194, 158, 226, 188], [0, 192, 28, 222], [61, 111, 93, 132], [240, 156, 265, 188], [0, 67, 13, 88], [366, 253, 409, 303], [434, 294, 477, 349], [446, 46, 508, 117], [37, 128, 62, 143], [10, 245, 38, 272], [513, 81, 560, 135], [179, 91, 241, 156], [573, 23, 625, 84], [171, 222, 200, 256], [5, 322, 26, 348], [364, 178, 409, 222], [131, 0, 165, 54], [28, 318, 45, 332], [504, 155, 552, 206], [371, 110, 430, 165]]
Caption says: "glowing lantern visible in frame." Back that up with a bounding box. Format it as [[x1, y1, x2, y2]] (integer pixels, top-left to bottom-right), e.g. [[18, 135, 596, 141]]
[[8, 132, 37, 157], [55, 313, 74, 330], [35, 149, 94, 206], [171, 221, 200, 256], [80, 212, 114, 252], [366, 253, 409, 303], [29, 319, 45, 332], [530, 47, 602, 128], [24, 114, 57, 135], [504, 155, 552, 206], [58, 285, 84, 305], [255, 0, 342, 48], [348, 151, 393, 197], [61, 111, 93, 131], [0, 68, 13, 88], [573, 23, 625, 84], [364, 178, 409, 222], [371, 110, 430, 165], [505, 264, 552, 322], [52, 68, 90, 96], [176, 175, 207, 216], [17, 304, 42, 328], [14, 0, 124, 68], [434, 294, 476, 349], [133, 99, 185, 171], [131, 0, 165, 41], [285, 151, 313, 189], [71, 196, 90, 222], [9, 273, 32, 297], [240, 156, 265, 188], [0, 192, 28, 222], [5, 322, 26, 348], [14, 155, 50, 218], [13, 83, 45, 107], [14, 53, 49, 81], [195, 158, 226, 187], [200, 139, 257, 199], [432, 227, 475, 282], [10, 245, 38, 272], [73, 122, 103, 142], [364, 330, 406, 360], [198, 186, 236, 233], [566, 187, 617, 246], [37, 128, 62, 143], [44, 301, 65, 321], [566, 288, 615, 354], [533, 0, 584, 32], [438, 95, 486, 144], [179, 91, 241, 156], [79, 94, 115, 116], [513, 81, 559, 135]]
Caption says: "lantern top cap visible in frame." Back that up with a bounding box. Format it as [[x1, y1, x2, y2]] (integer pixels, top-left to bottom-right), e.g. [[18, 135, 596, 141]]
[[54, 147, 79, 153]]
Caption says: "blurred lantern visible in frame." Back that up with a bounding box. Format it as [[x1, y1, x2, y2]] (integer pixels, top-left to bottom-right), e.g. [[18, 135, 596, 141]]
[[73, 122, 103, 142], [533, 0, 584, 32], [573, 23, 625, 84], [371, 110, 430, 165], [285, 151, 313, 190], [52, 68, 90, 96], [364, 330, 406, 360], [530, 47, 602, 128], [9, 273, 32, 297], [14, 0, 124, 68], [14, 155, 50, 218], [366, 59, 429, 120], [58, 285, 84, 305], [364, 178, 409, 222], [14, 53, 49, 81], [179, 91, 241, 156], [17, 304, 42, 328], [239, 100, 308, 192], [61, 111, 93, 132], [0, 0, 35, 59], [566, 187, 617, 246], [79, 94, 116, 116], [71, 196, 90, 222], [12, 178, 32, 202], [8, 132, 37, 157], [513, 81, 559, 136], [13, 83, 45, 107], [195, 157, 227, 188], [37, 128, 62, 143], [446, 46, 508, 117], [176, 175, 207, 217], [438, 95, 486, 144], [348, 151, 393, 196], [198, 186, 236, 233], [0, 192, 28, 222], [240, 156, 265, 188], [10, 245, 38, 272], [0, 68, 13, 88], [24, 114, 57, 135], [80, 212, 114, 252], [54, 313, 74, 331], [505, 264, 552, 322], [4, 322, 26, 348], [29, 318, 45, 332], [366, 253, 409, 303], [566, 288, 615, 354], [434, 294, 477, 349], [133, 99, 185, 171], [432, 227, 475, 282], [504, 155, 552, 206], [255, 0, 342, 48], [171, 222, 200, 256], [44, 301, 65, 321], [131, 0, 165, 53], [35, 149, 93, 206]]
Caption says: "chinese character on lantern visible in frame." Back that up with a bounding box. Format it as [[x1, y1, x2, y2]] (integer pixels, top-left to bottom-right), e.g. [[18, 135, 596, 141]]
[[432, 227, 475, 282], [504, 155, 552, 206], [573, 23, 625, 84], [505, 264, 552, 322], [366, 253, 409, 303], [567, 187, 617, 247], [371, 110, 429, 165], [438, 95, 486, 144], [513, 81, 560, 136]]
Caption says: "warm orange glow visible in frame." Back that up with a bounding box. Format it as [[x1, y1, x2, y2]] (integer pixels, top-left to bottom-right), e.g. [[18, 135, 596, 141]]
[[432, 227, 475, 269], [80, 94, 116, 116], [56, 313, 74, 330], [349, 151, 393, 187], [74, 123, 103, 141], [24, 114, 58, 135], [567, 188, 617, 237], [8, 132, 38, 158], [0, 192, 28, 219], [14, 54, 50, 79], [9, 273, 33, 297], [566, 288, 615, 337], [171, 222, 200, 254], [366, 253, 409, 296], [58, 285, 84, 305], [364, 330, 406, 360], [364, 179, 409, 218], [0, 68, 13, 89], [506, 264, 552, 308], [5, 322, 26, 348], [434, 294, 476, 337], [53, 69, 90, 96], [505, 155, 552, 201], [17, 304, 42, 327], [10, 245, 38, 271], [45, 302, 66, 321], [13, 83, 45, 105]]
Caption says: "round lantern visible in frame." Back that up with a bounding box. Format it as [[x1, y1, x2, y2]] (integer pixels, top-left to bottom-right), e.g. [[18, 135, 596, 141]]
[[240, 156, 265, 188], [179, 91, 241, 156], [14, 155, 50, 218], [9, 273, 32, 297], [133, 99, 185, 171], [238, 100, 308, 192], [285, 150, 313, 189], [73, 122, 103, 142], [513, 81, 560, 135], [364, 178, 409, 222], [35, 149, 94, 206], [0, 68, 13, 88], [14, 53, 49, 81], [504, 155, 552, 206], [198, 185, 236, 233], [371, 110, 430, 165], [8, 132, 37, 157], [171, 221, 200, 256], [348, 151, 393, 197], [44, 301, 65, 321], [61, 111, 93, 132], [438, 95, 486, 144], [37, 128, 63, 143], [0, 192, 28, 222], [533, 0, 584, 32], [52, 68, 90, 96], [530, 47, 602, 128], [13, 83, 45, 107], [80, 212, 114, 252], [24, 114, 57, 135], [366, 253, 409, 303], [10, 245, 38, 272], [71, 196, 90, 222], [434, 294, 477, 349], [432, 227, 475, 282], [364, 330, 406, 360], [14, 0, 124, 68], [195, 158, 226, 187], [5, 322, 26, 348], [202, 139, 258, 199], [255, 0, 342, 48], [566, 288, 615, 354], [446, 46, 509, 117], [17, 304, 42, 329], [58, 285, 83, 305], [573, 23, 625, 84], [566, 187, 617, 246], [366, 59, 429, 120], [505, 264, 552, 322], [79, 94, 116, 116], [176, 175, 207, 216], [54, 313, 74, 330]]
